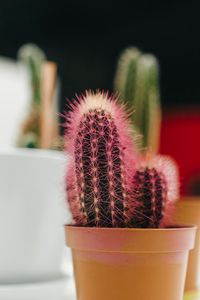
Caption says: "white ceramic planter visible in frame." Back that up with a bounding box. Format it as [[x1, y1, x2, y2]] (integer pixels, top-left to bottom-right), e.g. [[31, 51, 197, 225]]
[[0, 58, 31, 147], [0, 148, 71, 284]]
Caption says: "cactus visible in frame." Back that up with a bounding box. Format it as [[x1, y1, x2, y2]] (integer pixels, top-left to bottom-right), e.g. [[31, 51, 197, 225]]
[[65, 91, 139, 227], [114, 47, 141, 100], [18, 43, 46, 107], [132, 155, 179, 228], [17, 44, 46, 148], [65, 91, 179, 228], [114, 47, 161, 153]]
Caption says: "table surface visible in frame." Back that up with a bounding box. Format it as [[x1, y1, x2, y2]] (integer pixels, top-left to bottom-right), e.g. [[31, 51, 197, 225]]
[[184, 291, 200, 300], [0, 276, 76, 300], [1, 277, 199, 300]]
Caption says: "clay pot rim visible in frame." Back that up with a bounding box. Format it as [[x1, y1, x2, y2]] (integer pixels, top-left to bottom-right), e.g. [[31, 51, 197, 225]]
[[65, 224, 197, 253], [65, 224, 195, 232]]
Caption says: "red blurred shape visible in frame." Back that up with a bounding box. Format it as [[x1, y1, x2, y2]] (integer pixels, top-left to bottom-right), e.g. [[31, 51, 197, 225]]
[[160, 108, 200, 196]]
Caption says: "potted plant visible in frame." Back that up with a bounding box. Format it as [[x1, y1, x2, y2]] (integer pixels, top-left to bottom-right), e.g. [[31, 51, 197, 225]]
[[114, 47, 200, 299], [64, 91, 196, 300], [17, 43, 60, 150], [160, 110, 200, 298]]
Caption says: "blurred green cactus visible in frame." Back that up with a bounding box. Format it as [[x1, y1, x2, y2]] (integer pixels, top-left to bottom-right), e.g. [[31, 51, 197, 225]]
[[18, 43, 46, 107], [114, 47, 141, 99], [17, 44, 46, 148], [114, 47, 161, 153]]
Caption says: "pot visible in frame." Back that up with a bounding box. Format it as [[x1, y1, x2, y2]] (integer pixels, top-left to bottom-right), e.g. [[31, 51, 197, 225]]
[[174, 198, 200, 294], [0, 148, 71, 283], [65, 225, 196, 300]]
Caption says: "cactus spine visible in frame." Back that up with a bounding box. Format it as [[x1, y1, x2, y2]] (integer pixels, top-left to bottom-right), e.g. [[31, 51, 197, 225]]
[[114, 47, 161, 153], [65, 91, 139, 227]]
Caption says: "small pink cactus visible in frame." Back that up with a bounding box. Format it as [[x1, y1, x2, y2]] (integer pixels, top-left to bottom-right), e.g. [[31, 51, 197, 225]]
[[64, 91, 179, 228], [65, 91, 140, 227], [132, 155, 179, 227]]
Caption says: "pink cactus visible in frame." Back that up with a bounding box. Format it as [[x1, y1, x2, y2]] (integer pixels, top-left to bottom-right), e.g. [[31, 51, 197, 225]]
[[65, 91, 140, 227], [64, 91, 179, 228], [132, 155, 179, 227]]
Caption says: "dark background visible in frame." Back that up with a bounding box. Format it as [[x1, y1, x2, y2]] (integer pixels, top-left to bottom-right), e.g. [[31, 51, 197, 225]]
[[0, 0, 200, 111]]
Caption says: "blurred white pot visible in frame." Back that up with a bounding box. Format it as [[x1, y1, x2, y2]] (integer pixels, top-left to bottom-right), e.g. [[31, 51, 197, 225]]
[[0, 58, 31, 147], [0, 148, 71, 284]]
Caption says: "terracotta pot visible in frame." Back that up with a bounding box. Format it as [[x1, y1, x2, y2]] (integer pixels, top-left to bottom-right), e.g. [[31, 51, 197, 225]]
[[174, 198, 200, 293], [65, 225, 196, 300]]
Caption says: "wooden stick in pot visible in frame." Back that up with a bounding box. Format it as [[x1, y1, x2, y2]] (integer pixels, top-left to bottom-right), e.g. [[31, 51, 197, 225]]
[[40, 61, 59, 149]]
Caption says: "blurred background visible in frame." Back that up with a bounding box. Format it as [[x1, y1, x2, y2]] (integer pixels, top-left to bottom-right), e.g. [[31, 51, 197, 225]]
[[0, 0, 200, 191], [0, 0, 199, 108]]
